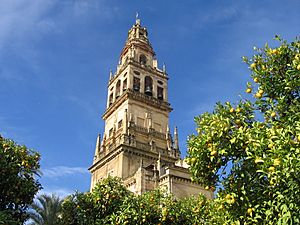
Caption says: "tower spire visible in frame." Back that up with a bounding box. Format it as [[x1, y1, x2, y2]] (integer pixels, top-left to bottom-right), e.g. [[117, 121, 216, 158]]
[[157, 152, 161, 176], [166, 125, 172, 150], [94, 134, 101, 160], [109, 69, 113, 80], [174, 126, 179, 150]]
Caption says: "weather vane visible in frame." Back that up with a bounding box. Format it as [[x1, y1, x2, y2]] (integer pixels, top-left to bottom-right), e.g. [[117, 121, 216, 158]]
[[135, 12, 140, 25]]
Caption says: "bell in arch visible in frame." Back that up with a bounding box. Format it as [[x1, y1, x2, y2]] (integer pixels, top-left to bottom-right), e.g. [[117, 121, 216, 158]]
[[157, 86, 164, 100], [145, 85, 152, 96], [144, 76, 153, 96], [157, 92, 163, 100]]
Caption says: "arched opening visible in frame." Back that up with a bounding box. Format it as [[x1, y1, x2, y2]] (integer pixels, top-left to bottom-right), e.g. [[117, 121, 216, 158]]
[[133, 77, 140, 92], [144, 76, 153, 96], [118, 120, 123, 129], [157, 86, 164, 100], [109, 93, 113, 106], [139, 54, 147, 65], [115, 80, 121, 99], [123, 78, 127, 91]]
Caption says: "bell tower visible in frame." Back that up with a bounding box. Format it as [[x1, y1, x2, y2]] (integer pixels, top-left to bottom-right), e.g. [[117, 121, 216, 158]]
[[89, 18, 212, 198]]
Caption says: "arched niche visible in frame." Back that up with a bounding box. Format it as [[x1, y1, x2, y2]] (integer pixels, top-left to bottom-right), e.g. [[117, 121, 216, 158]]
[[139, 54, 147, 65], [144, 76, 153, 96], [115, 80, 121, 99]]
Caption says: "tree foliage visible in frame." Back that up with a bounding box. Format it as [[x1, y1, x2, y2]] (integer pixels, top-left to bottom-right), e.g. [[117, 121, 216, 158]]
[[29, 194, 63, 225], [187, 37, 300, 224], [60, 176, 131, 224], [59, 176, 224, 225], [0, 135, 41, 224], [2, 36, 297, 225], [59, 38, 300, 224]]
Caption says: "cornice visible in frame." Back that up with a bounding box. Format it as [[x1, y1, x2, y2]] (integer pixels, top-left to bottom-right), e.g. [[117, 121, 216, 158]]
[[130, 60, 168, 80], [88, 145, 123, 172], [120, 41, 155, 59], [102, 89, 172, 120], [102, 91, 128, 120], [89, 143, 178, 173], [109, 59, 168, 86]]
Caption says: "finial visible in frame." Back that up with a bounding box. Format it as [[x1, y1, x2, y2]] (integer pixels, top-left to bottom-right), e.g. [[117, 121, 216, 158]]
[[135, 12, 140, 25], [174, 127, 179, 150], [157, 152, 161, 176], [148, 117, 152, 129], [129, 113, 133, 122], [94, 134, 101, 160], [163, 62, 166, 73], [109, 69, 113, 80], [123, 109, 128, 134]]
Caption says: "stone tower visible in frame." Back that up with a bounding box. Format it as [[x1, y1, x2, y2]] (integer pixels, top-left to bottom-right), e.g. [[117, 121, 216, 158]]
[[89, 18, 212, 198]]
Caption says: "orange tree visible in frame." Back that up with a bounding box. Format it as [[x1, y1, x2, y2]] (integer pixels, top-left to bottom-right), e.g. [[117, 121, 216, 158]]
[[109, 189, 162, 225], [59, 176, 224, 225], [0, 135, 41, 224], [59, 176, 132, 225], [187, 37, 300, 224]]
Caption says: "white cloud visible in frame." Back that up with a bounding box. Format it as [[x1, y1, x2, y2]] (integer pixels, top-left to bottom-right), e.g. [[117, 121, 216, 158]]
[[65, 94, 99, 119], [0, 0, 119, 44], [189, 104, 212, 116], [197, 6, 238, 27], [0, 0, 118, 82], [72, 0, 120, 18], [42, 166, 89, 178], [0, 116, 37, 144], [38, 187, 75, 198], [0, 0, 118, 50], [0, 0, 56, 50], [0, 0, 58, 83]]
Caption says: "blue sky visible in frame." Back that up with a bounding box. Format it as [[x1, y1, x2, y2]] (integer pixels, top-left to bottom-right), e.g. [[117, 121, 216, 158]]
[[0, 0, 299, 197]]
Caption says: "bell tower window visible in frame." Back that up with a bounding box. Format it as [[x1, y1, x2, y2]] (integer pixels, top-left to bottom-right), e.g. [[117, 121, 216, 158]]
[[139, 54, 147, 65], [115, 80, 121, 99], [145, 76, 153, 96], [123, 78, 127, 91], [157, 86, 164, 100], [109, 93, 113, 106], [118, 120, 123, 129], [133, 77, 140, 92]]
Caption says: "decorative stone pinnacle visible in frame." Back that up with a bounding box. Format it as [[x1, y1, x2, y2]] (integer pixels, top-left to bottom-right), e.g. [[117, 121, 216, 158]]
[[163, 62, 166, 73], [174, 127, 179, 150], [109, 69, 113, 79], [94, 134, 101, 159]]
